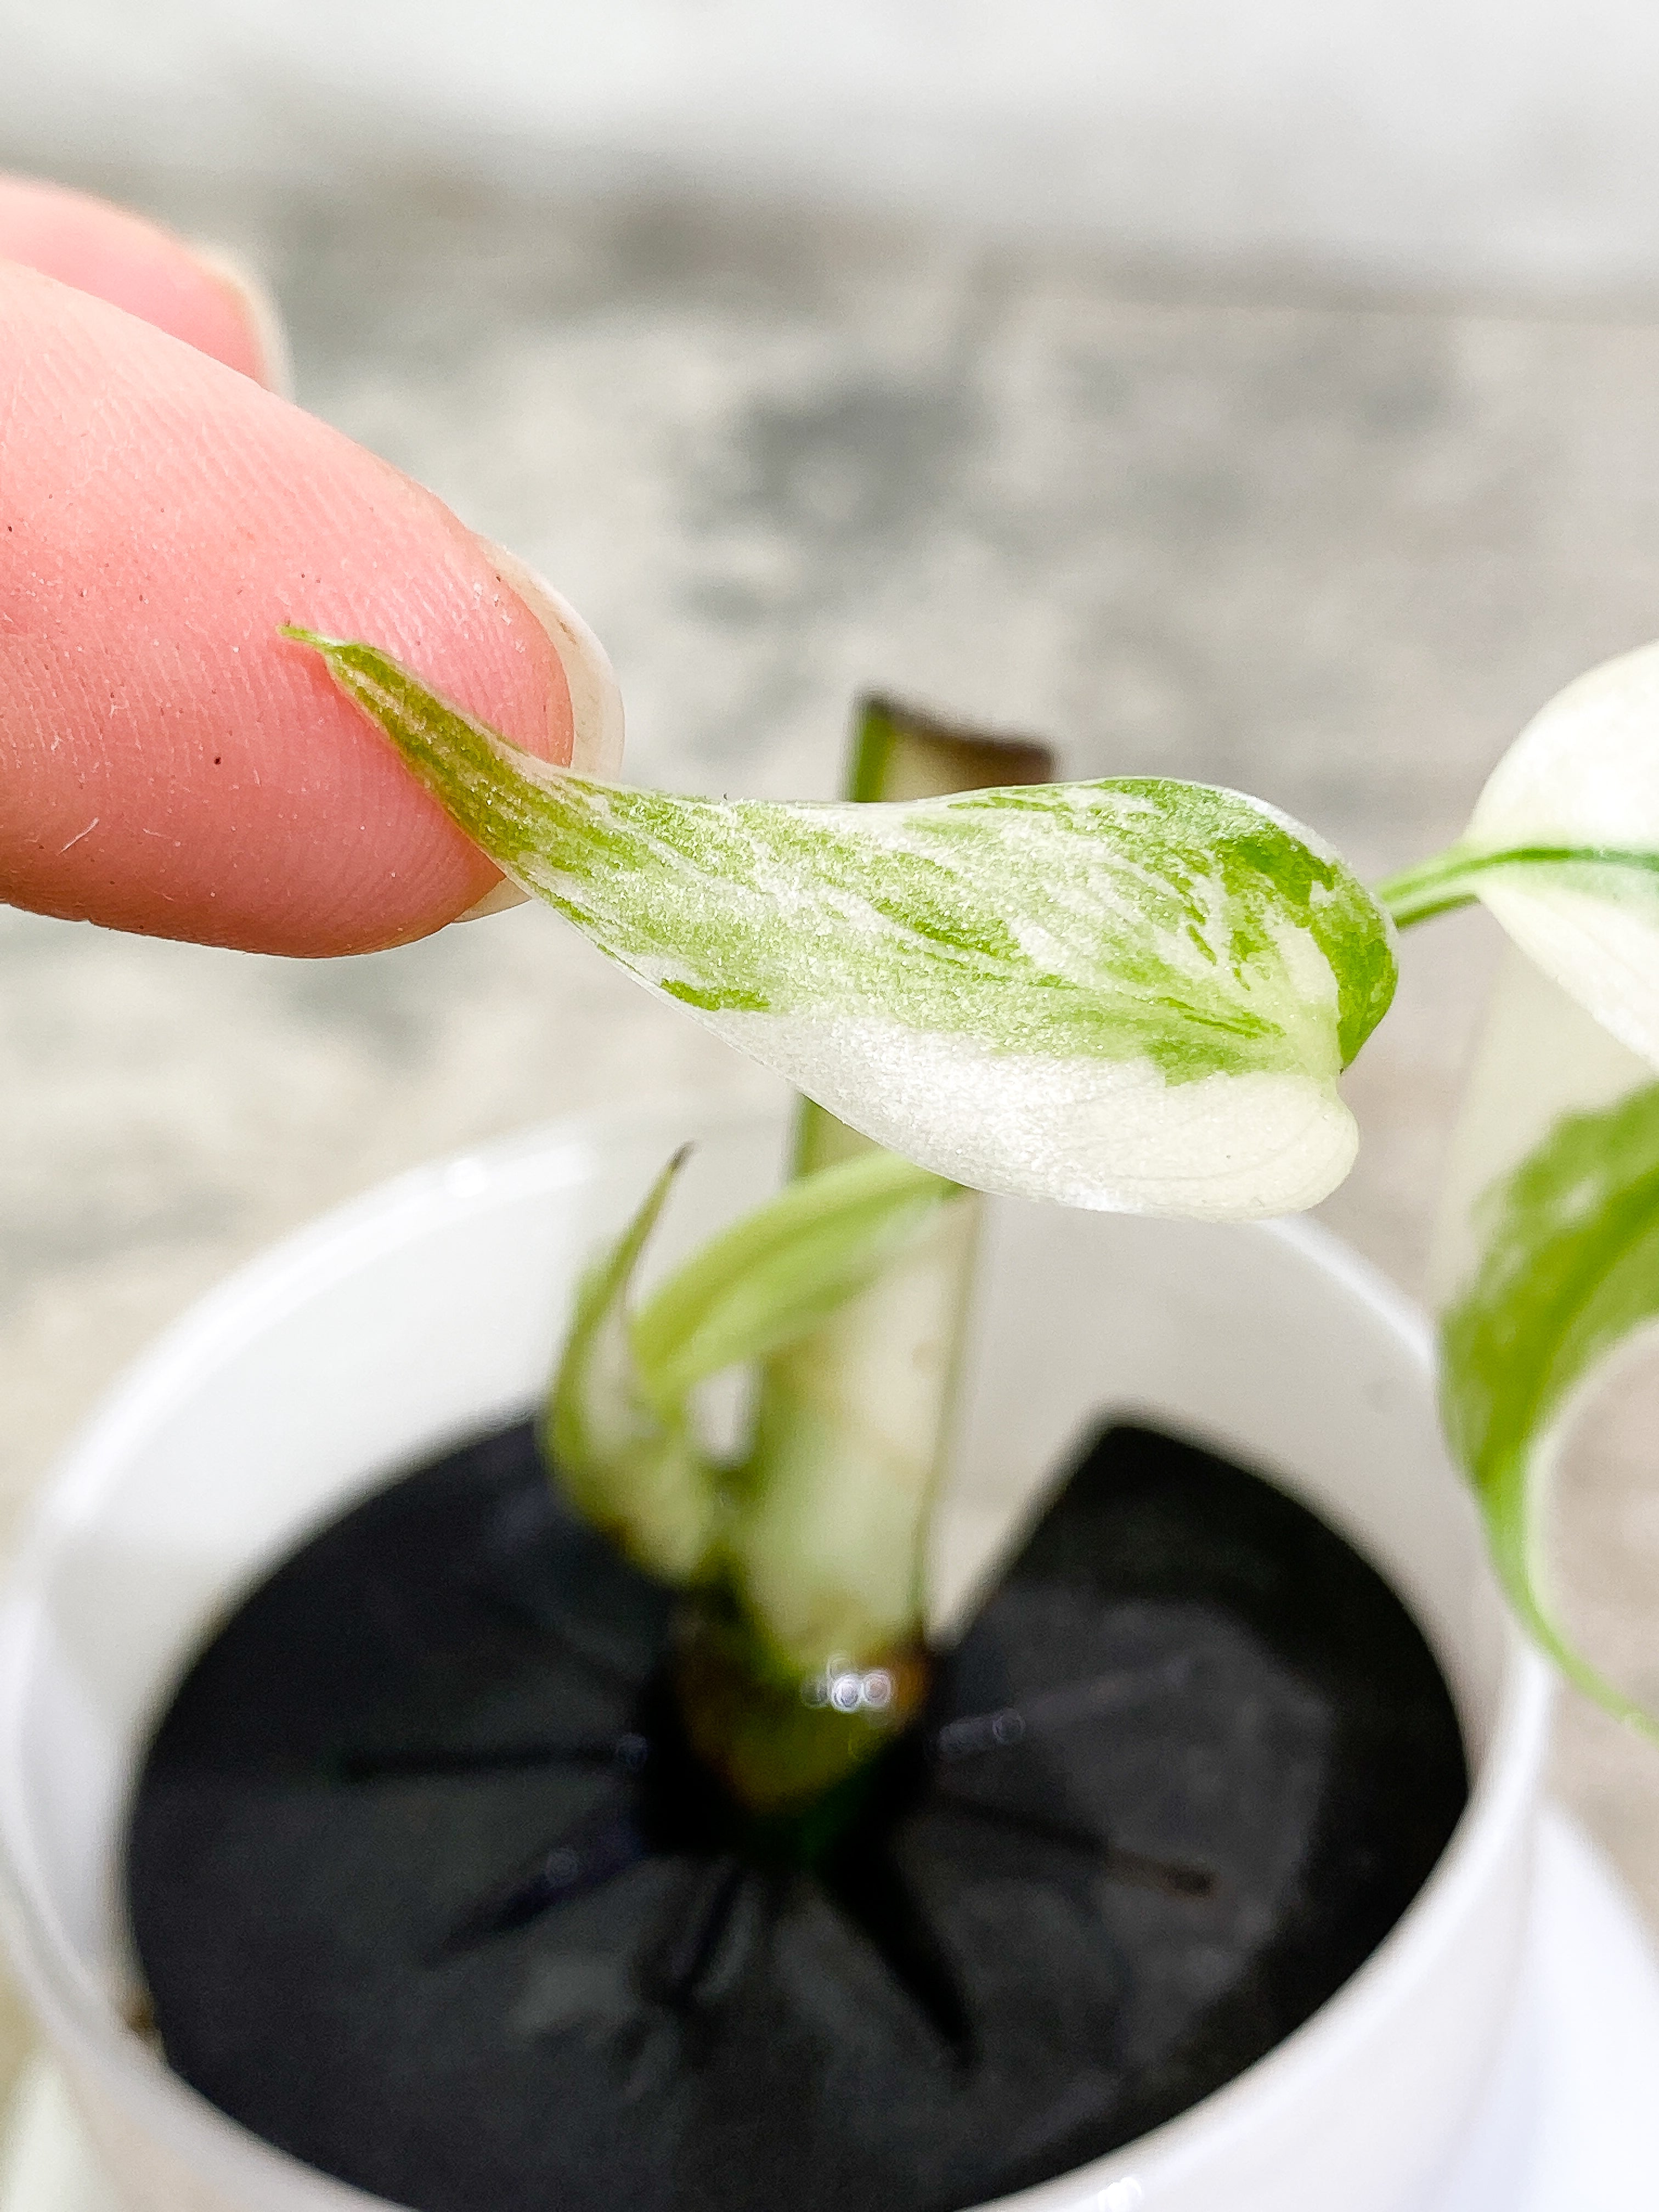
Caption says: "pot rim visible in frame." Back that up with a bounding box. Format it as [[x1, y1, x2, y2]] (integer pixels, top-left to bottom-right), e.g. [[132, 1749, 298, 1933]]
[[0, 1099, 1553, 2212]]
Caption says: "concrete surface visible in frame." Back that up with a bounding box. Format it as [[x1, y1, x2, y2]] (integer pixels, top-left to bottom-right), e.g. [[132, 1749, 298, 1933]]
[[21, 2, 1659, 292], [4, 159, 1659, 2108]]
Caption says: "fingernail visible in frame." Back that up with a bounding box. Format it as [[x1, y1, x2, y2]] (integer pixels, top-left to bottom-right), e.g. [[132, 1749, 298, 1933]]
[[449, 551, 623, 926], [187, 241, 295, 398], [454, 877, 532, 924], [477, 541, 626, 781]]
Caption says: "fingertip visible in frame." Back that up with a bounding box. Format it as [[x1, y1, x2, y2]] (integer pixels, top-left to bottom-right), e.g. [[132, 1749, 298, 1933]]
[[181, 240, 294, 397], [278, 551, 629, 945], [468, 543, 626, 781], [0, 272, 608, 955], [0, 173, 285, 386], [453, 879, 533, 924]]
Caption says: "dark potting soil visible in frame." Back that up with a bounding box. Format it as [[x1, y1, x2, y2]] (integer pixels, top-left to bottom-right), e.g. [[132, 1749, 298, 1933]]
[[127, 1420, 1467, 2212]]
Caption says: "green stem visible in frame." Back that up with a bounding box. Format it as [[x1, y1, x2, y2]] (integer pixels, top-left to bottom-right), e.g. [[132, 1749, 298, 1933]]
[[736, 701, 1054, 1667], [1379, 842, 1659, 930], [681, 697, 1054, 1812]]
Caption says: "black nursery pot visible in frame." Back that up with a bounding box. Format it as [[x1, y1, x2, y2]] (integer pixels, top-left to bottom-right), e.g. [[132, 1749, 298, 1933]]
[[0, 1113, 1549, 2212]]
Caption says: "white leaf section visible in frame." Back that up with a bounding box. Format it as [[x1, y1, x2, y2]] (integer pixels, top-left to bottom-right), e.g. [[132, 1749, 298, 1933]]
[[1464, 642, 1659, 1069], [723, 1013, 1360, 1218]]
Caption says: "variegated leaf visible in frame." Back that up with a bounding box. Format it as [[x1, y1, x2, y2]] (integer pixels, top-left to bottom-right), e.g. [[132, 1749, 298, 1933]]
[[1433, 950, 1659, 1727], [290, 630, 1396, 1220]]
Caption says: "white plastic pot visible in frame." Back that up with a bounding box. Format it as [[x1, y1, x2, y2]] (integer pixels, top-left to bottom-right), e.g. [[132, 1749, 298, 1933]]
[[0, 1102, 1551, 2212]]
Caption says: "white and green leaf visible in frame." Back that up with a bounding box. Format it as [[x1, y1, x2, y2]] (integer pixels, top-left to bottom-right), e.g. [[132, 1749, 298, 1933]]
[[290, 631, 1397, 1222], [630, 1147, 960, 1404], [1384, 641, 1659, 1067], [545, 1148, 719, 1585], [1433, 951, 1659, 1726]]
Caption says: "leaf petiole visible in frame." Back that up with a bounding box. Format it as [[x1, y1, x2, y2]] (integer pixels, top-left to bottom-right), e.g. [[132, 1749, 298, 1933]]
[[1380, 842, 1659, 929]]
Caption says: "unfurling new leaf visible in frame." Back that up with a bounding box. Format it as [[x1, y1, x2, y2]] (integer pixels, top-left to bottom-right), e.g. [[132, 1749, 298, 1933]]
[[544, 1144, 963, 1664]]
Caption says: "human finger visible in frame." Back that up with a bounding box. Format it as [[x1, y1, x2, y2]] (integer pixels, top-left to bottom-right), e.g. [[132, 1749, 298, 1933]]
[[1, 264, 622, 956], [0, 173, 284, 388]]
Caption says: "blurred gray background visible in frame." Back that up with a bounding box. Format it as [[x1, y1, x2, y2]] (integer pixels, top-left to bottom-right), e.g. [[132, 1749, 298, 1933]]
[[4, 0, 1659, 2103]]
